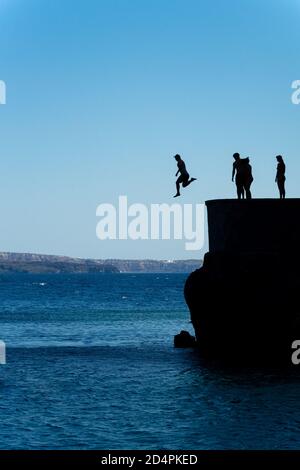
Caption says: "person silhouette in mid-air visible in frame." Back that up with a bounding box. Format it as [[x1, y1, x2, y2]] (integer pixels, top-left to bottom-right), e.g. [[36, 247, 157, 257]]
[[275, 155, 286, 199], [173, 154, 196, 197]]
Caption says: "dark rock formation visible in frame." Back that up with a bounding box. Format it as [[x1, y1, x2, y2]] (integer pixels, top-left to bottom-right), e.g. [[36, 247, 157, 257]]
[[184, 199, 300, 364], [174, 330, 197, 348]]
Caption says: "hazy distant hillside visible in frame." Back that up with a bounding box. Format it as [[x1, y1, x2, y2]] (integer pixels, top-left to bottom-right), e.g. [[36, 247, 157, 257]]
[[0, 253, 201, 274], [0, 252, 118, 274], [104, 259, 202, 273]]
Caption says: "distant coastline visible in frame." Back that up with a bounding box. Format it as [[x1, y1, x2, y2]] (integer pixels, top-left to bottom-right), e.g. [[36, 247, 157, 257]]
[[0, 252, 201, 274]]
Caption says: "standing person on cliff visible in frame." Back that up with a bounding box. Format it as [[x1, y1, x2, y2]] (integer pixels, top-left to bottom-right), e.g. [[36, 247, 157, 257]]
[[275, 155, 286, 199], [173, 154, 197, 198], [232, 153, 253, 200], [232, 153, 245, 199], [243, 157, 253, 199]]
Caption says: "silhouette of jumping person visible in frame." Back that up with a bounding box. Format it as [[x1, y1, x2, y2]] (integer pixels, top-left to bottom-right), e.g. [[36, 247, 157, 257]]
[[232, 153, 253, 200], [173, 154, 196, 197], [275, 155, 286, 199]]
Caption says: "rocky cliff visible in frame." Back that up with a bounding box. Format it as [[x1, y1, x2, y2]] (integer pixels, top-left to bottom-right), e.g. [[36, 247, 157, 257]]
[[184, 199, 300, 364]]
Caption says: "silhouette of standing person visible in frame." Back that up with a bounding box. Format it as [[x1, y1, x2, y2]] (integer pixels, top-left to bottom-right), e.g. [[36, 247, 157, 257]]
[[275, 155, 286, 199], [232, 153, 245, 199], [173, 154, 196, 197], [232, 153, 253, 200], [243, 157, 253, 200]]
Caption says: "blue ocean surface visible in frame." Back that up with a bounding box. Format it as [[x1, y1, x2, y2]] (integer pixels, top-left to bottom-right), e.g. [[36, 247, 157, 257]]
[[0, 272, 300, 450]]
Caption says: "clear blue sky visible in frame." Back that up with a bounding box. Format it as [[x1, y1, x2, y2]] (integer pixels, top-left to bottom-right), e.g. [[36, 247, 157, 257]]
[[0, 0, 299, 259]]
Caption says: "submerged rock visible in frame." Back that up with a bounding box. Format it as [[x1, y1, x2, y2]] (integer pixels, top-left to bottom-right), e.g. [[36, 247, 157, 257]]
[[174, 330, 197, 348]]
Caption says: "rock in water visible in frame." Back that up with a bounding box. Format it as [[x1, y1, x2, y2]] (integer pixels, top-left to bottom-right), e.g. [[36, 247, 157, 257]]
[[174, 330, 197, 348], [184, 199, 300, 365]]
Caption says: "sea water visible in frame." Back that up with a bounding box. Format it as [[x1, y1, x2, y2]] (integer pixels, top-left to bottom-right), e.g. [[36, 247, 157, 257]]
[[0, 273, 300, 450]]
